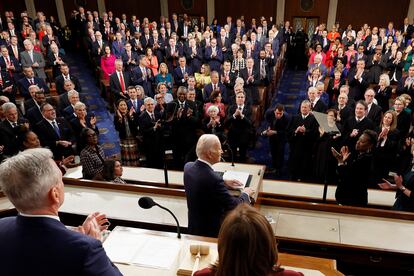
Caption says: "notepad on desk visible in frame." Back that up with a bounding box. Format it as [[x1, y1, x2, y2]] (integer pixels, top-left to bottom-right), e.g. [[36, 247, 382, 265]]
[[219, 171, 252, 190], [103, 227, 181, 270]]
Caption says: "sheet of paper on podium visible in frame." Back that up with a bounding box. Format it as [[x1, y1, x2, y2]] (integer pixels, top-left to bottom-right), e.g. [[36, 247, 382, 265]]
[[103, 227, 181, 269], [222, 171, 250, 189]]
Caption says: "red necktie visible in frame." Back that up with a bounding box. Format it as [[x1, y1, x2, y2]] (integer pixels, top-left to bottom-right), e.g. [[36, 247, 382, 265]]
[[119, 73, 125, 92]]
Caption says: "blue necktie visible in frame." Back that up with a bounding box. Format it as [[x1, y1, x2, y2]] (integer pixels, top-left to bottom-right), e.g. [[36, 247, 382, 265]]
[[52, 121, 60, 138]]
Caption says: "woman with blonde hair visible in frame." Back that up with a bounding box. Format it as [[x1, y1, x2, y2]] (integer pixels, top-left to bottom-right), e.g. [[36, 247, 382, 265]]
[[195, 64, 212, 91], [194, 204, 303, 276], [375, 73, 392, 112], [155, 63, 173, 94]]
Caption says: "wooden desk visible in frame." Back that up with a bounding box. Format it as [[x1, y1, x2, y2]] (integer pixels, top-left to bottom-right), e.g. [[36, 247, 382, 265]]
[[103, 227, 342, 276], [58, 181, 414, 273], [64, 162, 265, 200]]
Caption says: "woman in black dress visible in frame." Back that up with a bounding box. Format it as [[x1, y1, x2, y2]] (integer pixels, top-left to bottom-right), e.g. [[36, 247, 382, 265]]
[[332, 129, 377, 206]]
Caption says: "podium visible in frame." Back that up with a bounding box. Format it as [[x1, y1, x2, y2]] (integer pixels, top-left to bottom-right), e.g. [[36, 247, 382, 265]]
[[103, 226, 343, 276], [64, 162, 265, 200]]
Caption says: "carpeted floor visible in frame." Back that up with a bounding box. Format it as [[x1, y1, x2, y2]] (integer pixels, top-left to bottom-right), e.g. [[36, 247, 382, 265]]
[[249, 69, 307, 179], [66, 52, 120, 158]]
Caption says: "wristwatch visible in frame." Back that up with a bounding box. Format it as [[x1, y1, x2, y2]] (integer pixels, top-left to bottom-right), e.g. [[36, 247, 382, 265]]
[[400, 186, 407, 192]]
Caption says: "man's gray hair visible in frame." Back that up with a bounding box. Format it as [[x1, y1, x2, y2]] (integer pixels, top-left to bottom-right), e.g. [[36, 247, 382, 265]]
[[2, 102, 16, 113], [0, 148, 59, 212], [144, 97, 155, 104], [67, 89, 79, 98], [196, 134, 220, 159]]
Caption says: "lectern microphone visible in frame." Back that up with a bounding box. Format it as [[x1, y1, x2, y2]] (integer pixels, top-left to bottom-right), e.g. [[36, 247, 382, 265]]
[[138, 196, 181, 239]]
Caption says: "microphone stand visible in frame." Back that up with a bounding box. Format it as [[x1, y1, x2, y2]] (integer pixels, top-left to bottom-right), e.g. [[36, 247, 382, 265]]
[[223, 141, 235, 167], [155, 203, 181, 239]]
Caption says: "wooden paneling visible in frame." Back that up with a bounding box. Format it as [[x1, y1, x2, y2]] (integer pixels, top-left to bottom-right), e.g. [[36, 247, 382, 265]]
[[168, 0, 207, 18], [104, 1, 161, 21], [215, 0, 277, 25], [63, 0, 99, 24], [34, 0, 58, 22], [285, 0, 329, 25], [336, 0, 410, 30], [1, 0, 26, 17]]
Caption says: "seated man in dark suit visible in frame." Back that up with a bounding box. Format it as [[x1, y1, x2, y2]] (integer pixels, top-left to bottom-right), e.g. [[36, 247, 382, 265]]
[[110, 59, 131, 101], [0, 148, 122, 276], [63, 90, 81, 120], [0, 102, 28, 157], [18, 66, 50, 100], [25, 89, 47, 126], [184, 134, 255, 237], [35, 103, 75, 161], [55, 63, 82, 95], [0, 69, 16, 103]]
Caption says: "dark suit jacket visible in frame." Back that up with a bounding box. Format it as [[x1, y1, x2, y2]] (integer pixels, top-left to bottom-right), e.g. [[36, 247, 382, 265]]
[[342, 116, 375, 149], [109, 71, 132, 100], [0, 216, 122, 276], [184, 46, 203, 73], [347, 70, 369, 101], [130, 67, 154, 97], [225, 104, 252, 146], [55, 74, 82, 95], [312, 99, 327, 113], [204, 47, 223, 73], [121, 50, 139, 71], [173, 66, 193, 85], [25, 105, 43, 126], [184, 160, 250, 237], [367, 103, 382, 126], [17, 77, 50, 99], [0, 55, 21, 74], [0, 119, 26, 156], [35, 117, 75, 159], [203, 82, 228, 103], [239, 67, 260, 104]]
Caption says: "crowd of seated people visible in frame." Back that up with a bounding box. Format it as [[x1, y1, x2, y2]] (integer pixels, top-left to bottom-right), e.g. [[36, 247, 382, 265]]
[[1, 8, 414, 211]]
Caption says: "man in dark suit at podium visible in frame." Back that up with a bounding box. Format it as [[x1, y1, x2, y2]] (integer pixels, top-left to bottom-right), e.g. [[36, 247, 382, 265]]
[[0, 148, 122, 276], [184, 134, 255, 237]]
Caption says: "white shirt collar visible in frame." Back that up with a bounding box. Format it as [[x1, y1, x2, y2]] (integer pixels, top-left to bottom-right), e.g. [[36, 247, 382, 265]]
[[198, 158, 214, 170], [20, 213, 60, 221]]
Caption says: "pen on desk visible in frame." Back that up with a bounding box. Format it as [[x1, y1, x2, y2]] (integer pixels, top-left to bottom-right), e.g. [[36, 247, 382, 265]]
[[258, 169, 261, 175]]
